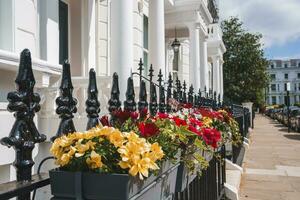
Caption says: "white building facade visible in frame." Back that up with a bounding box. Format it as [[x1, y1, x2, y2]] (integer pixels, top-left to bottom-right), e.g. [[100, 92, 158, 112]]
[[267, 59, 300, 105], [0, 0, 225, 197]]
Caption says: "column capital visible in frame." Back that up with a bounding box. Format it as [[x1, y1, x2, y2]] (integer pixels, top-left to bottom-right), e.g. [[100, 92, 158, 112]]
[[187, 22, 201, 31]]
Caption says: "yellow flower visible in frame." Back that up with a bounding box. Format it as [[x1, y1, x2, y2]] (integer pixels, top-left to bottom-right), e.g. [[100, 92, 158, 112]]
[[150, 142, 164, 160], [128, 157, 153, 180], [108, 130, 125, 147], [74, 140, 96, 157], [86, 151, 103, 169], [203, 117, 213, 127], [57, 146, 76, 166]]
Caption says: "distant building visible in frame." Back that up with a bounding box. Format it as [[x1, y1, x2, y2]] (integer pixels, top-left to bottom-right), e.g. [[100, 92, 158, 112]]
[[266, 59, 300, 105]]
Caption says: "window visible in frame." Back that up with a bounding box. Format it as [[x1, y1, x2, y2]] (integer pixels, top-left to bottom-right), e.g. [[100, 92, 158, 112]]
[[272, 96, 276, 105], [270, 64, 274, 69], [59, 0, 69, 64], [143, 15, 149, 76], [295, 83, 297, 91], [270, 74, 276, 80], [271, 84, 276, 91], [284, 64, 288, 68], [298, 73, 300, 79], [298, 63, 300, 67], [285, 73, 289, 79], [298, 83, 300, 91]]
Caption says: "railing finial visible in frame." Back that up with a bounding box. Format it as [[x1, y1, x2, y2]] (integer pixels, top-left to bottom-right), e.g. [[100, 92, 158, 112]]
[[182, 81, 187, 103], [158, 69, 166, 113], [138, 80, 148, 113], [52, 61, 77, 141], [167, 73, 173, 112], [1, 49, 46, 189], [124, 77, 136, 112], [188, 85, 194, 104], [137, 58, 144, 84], [148, 64, 154, 83], [108, 72, 121, 113], [149, 82, 158, 116], [86, 68, 100, 130]]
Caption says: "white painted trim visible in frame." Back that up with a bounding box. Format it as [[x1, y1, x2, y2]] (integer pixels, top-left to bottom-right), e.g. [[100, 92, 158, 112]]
[[0, 49, 62, 75], [0, 102, 8, 110]]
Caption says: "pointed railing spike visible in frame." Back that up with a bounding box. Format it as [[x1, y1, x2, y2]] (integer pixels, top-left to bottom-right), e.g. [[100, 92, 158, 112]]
[[158, 69, 166, 113], [148, 64, 154, 83], [124, 77, 136, 112], [137, 58, 144, 84], [1, 49, 46, 193], [86, 68, 101, 130], [167, 73, 173, 113], [52, 61, 77, 141], [108, 72, 121, 113], [182, 81, 187, 103], [149, 82, 158, 116], [138, 80, 148, 113], [188, 85, 194, 104], [178, 80, 183, 103]]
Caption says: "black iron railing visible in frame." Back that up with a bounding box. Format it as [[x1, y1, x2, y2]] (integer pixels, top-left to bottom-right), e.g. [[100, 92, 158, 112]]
[[0, 49, 250, 199], [230, 104, 251, 166]]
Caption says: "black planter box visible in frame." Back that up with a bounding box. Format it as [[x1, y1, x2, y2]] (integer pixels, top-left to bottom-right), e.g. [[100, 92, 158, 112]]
[[50, 160, 180, 200]]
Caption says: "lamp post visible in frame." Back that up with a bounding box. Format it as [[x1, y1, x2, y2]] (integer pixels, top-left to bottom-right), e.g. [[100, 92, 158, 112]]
[[287, 82, 291, 133], [171, 28, 181, 75]]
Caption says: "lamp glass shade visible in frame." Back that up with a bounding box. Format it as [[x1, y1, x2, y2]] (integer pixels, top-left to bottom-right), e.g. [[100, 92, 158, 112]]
[[171, 38, 181, 53], [287, 82, 291, 91]]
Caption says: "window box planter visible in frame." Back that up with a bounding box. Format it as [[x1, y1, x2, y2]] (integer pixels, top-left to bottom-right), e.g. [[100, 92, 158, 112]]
[[49, 160, 180, 200]]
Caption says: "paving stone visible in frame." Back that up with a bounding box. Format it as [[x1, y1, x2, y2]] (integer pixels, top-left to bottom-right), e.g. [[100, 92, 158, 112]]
[[239, 114, 300, 200]]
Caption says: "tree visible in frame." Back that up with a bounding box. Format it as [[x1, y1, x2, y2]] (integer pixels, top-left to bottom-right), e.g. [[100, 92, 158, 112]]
[[221, 17, 269, 107]]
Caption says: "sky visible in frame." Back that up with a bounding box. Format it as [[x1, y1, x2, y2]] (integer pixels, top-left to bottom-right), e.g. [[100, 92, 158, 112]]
[[218, 0, 300, 60]]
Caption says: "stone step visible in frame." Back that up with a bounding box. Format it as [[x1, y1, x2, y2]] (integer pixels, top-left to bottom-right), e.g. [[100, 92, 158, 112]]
[[225, 159, 243, 200]]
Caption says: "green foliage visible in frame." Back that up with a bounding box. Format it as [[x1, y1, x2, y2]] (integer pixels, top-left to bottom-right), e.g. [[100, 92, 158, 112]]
[[221, 17, 269, 106]]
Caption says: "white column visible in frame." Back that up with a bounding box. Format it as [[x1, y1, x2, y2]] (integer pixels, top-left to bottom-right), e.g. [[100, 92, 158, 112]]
[[212, 56, 220, 95], [189, 24, 201, 90], [111, 0, 133, 99], [199, 32, 209, 91], [220, 61, 224, 101], [149, 0, 165, 76], [81, 0, 96, 77]]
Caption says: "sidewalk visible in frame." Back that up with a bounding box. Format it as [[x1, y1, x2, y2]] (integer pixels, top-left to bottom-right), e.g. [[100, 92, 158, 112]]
[[240, 114, 300, 200]]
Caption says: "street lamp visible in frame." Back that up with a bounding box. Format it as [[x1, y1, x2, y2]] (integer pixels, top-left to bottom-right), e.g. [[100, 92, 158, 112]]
[[287, 82, 291, 133]]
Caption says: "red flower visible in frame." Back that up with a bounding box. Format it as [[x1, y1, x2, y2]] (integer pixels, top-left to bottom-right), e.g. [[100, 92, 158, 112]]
[[189, 118, 203, 127], [157, 112, 169, 119], [201, 128, 221, 148], [183, 103, 193, 109], [138, 122, 160, 138], [112, 109, 131, 123], [100, 115, 110, 126], [130, 111, 139, 120], [188, 125, 201, 136], [173, 117, 187, 127]]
